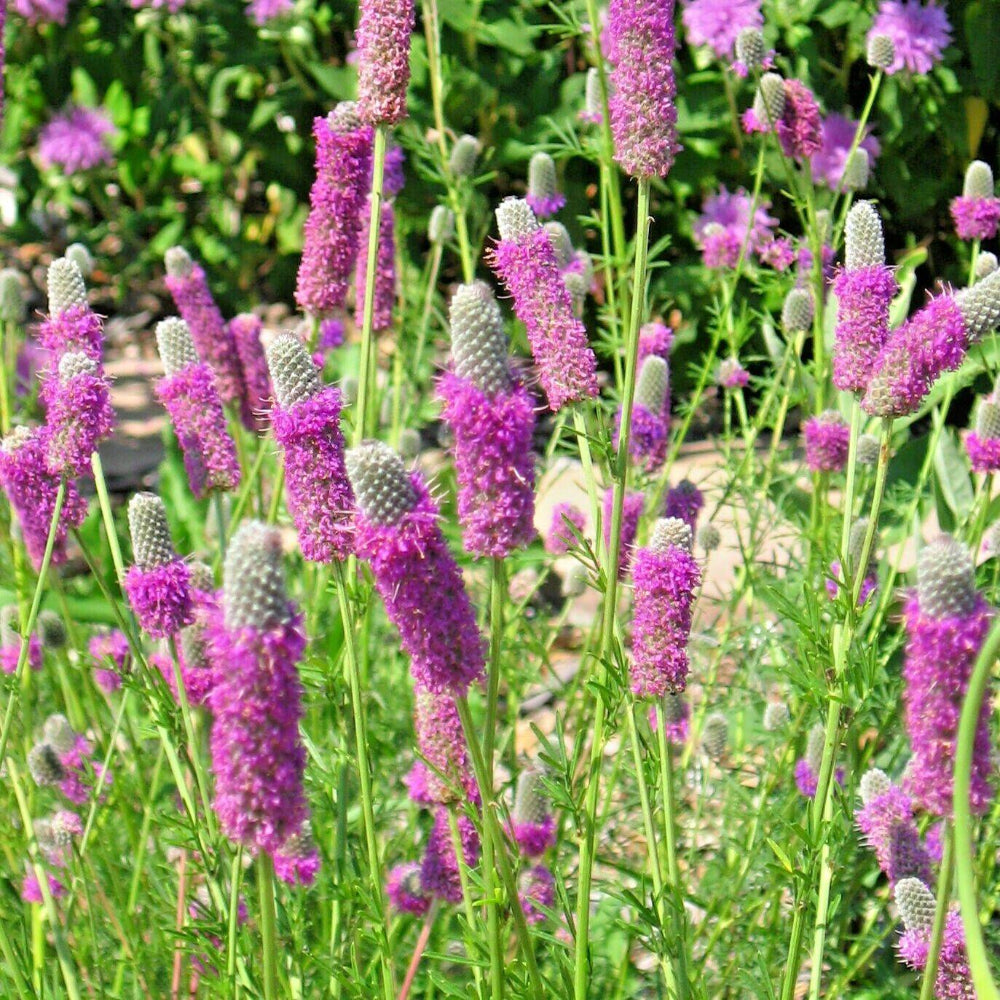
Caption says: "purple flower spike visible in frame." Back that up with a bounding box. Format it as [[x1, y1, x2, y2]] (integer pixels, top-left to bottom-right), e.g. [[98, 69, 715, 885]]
[[266, 333, 354, 563], [510, 767, 556, 857], [603, 487, 644, 578], [420, 808, 479, 904], [0, 426, 88, 569], [207, 522, 309, 855], [387, 862, 431, 915], [156, 575, 218, 707], [607, 0, 680, 179], [155, 317, 241, 499], [438, 282, 536, 558], [546, 502, 586, 555], [519, 865, 555, 925], [966, 395, 1000, 472], [488, 198, 598, 411], [296, 103, 373, 318], [775, 79, 823, 160], [630, 518, 700, 699], [681, 0, 762, 58], [810, 114, 881, 191], [273, 822, 320, 887], [896, 879, 972, 999], [164, 247, 250, 427], [868, 1, 951, 77], [664, 479, 703, 533], [0, 607, 42, 675], [856, 769, 932, 885], [620, 355, 669, 471], [525, 153, 566, 218], [44, 352, 114, 477], [903, 535, 993, 817], [411, 683, 475, 806], [355, 198, 396, 333], [38, 259, 103, 359], [123, 492, 194, 638], [951, 161, 1000, 242], [355, 0, 414, 126], [637, 321, 674, 364], [229, 314, 272, 430], [89, 630, 129, 693], [803, 411, 850, 473], [347, 440, 485, 694]]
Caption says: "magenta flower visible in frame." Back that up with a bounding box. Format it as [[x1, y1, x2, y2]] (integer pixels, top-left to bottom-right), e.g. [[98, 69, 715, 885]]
[[803, 411, 850, 472], [637, 321, 674, 365], [207, 522, 309, 855], [229, 314, 272, 430], [153, 583, 217, 707], [296, 103, 373, 318], [775, 80, 822, 160], [966, 394, 1000, 473], [246, 0, 291, 25], [89, 630, 129, 693], [693, 185, 778, 269], [510, 767, 556, 857], [630, 518, 700, 699], [267, 334, 354, 563], [618, 355, 669, 471], [13, 0, 70, 24], [896, 882, 972, 1000], [950, 161, 1000, 242], [606, 0, 680, 179], [680, 0, 762, 58], [38, 108, 115, 174], [386, 862, 431, 915], [717, 358, 750, 389], [411, 683, 474, 805], [664, 479, 703, 532], [810, 114, 881, 190], [37, 263, 102, 360], [0, 607, 42, 674], [21, 871, 65, 904], [519, 865, 555, 925], [43, 352, 114, 477], [487, 198, 598, 411], [273, 824, 320, 887], [347, 440, 485, 694], [868, 1, 951, 76], [546, 502, 586, 554], [420, 808, 479, 904], [794, 759, 818, 798], [855, 771, 932, 885], [355, 0, 415, 126], [603, 487, 644, 578], [525, 152, 565, 218], [319, 318, 345, 351], [649, 693, 690, 746], [355, 198, 396, 333]]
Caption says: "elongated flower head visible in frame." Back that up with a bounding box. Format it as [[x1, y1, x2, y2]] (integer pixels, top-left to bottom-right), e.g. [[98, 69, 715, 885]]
[[650, 516, 691, 553], [224, 522, 289, 630], [977, 253, 998, 280], [428, 205, 455, 244], [0, 270, 25, 324], [387, 862, 430, 915], [526, 152, 565, 218], [229, 314, 272, 426], [753, 72, 785, 125], [735, 27, 765, 71], [895, 877, 935, 933], [969, 396, 1000, 472], [842, 148, 870, 191], [544, 222, 574, 269], [354, 197, 397, 333], [957, 269, 1000, 342], [763, 701, 789, 731], [38, 611, 66, 650], [917, 535, 975, 619], [355, 0, 415, 125], [635, 356, 669, 416], [44, 350, 114, 477], [859, 767, 892, 805], [702, 712, 728, 760], [856, 434, 881, 466], [963, 160, 993, 200], [664, 480, 703, 532], [697, 523, 720, 552], [156, 316, 199, 376], [782, 288, 814, 333], [804, 411, 851, 472], [513, 767, 549, 826], [47, 258, 87, 316], [267, 333, 322, 408], [582, 67, 604, 124], [128, 492, 176, 570], [976, 400, 1000, 439], [65, 243, 92, 278], [449, 282, 510, 395], [846, 201, 885, 270], [346, 440, 417, 525], [867, 33, 895, 69], [449, 134, 480, 178], [28, 743, 65, 786]]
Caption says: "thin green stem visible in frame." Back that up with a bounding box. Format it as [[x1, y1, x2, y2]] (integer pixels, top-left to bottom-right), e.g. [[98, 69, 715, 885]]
[[258, 852, 279, 1000], [446, 808, 485, 996], [919, 825, 954, 1000], [92, 452, 126, 583]]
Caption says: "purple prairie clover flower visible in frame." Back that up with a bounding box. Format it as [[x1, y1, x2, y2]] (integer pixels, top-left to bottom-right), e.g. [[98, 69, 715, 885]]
[[273, 823, 320, 886], [693, 186, 778, 269], [207, 522, 309, 855], [546, 502, 586, 554], [488, 198, 598, 411], [21, 870, 66, 904], [0, 607, 42, 675], [519, 865, 555, 925], [38, 107, 115, 174], [903, 536, 993, 817], [637, 320, 673, 364], [383, 142, 406, 198], [387, 862, 431, 915], [319, 317, 345, 351], [649, 691, 691, 746], [43, 352, 114, 477], [510, 767, 556, 857], [950, 161, 1000, 242], [680, 0, 762, 58], [246, 0, 291, 25], [266, 334, 354, 563], [355, 0, 414, 126], [717, 358, 750, 389], [896, 880, 973, 999], [38, 258, 102, 360], [155, 568, 218, 706], [759, 237, 798, 272], [228, 314, 272, 430], [0, 426, 88, 569], [88, 630, 129, 693], [438, 281, 536, 558], [411, 683, 475, 806], [123, 492, 194, 639], [526, 152, 565, 218], [420, 808, 480, 904], [731, 26, 773, 77], [155, 317, 241, 499], [606, 0, 680, 178], [296, 104, 373, 317], [347, 440, 486, 694], [164, 248, 250, 426], [776, 80, 823, 161], [868, 1, 951, 76], [833, 202, 896, 395], [965, 394, 1000, 472], [810, 114, 881, 190], [663, 479, 703, 533], [630, 518, 701, 699], [803, 411, 850, 472], [618, 355, 669, 471], [13, 0, 69, 23], [580, 68, 605, 125], [856, 769, 933, 885], [603, 487, 644, 578], [794, 758, 819, 798], [355, 198, 396, 333]]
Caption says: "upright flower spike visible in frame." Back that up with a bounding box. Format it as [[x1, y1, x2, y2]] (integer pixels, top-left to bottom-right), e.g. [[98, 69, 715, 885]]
[[664, 479, 703, 532], [855, 768, 932, 885], [733, 25, 766, 75], [38, 258, 102, 359], [409, 683, 474, 805], [160, 567, 218, 707], [155, 317, 240, 499], [0, 269, 25, 325], [123, 492, 193, 638], [428, 205, 455, 245], [580, 67, 604, 125], [207, 521, 309, 855], [0, 606, 42, 674], [420, 807, 479, 903], [488, 198, 598, 411], [866, 33, 895, 70], [620, 355, 669, 471], [702, 711, 728, 760], [386, 862, 431, 915], [228, 314, 272, 429], [526, 152, 565, 218], [794, 722, 828, 797], [0, 426, 87, 569], [43, 351, 114, 477], [606, 0, 680, 179], [354, 198, 396, 333], [630, 518, 701, 699], [510, 767, 556, 857], [448, 134, 480, 178], [544, 222, 575, 270], [950, 160, 1000, 242], [681, 0, 763, 59], [966, 390, 1000, 472], [519, 865, 556, 925], [903, 535, 992, 817], [347, 440, 485, 694], [868, 0, 952, 76], [273, 821, 321, 887], [743, 75, 822, 160], [603, 487, 644, 578], [355, 0, 415, 126], [803, 411, 850, 473], [296, 103, 373, 317], [164, 247, 250, 426], [438, 282, 536, 558], [266, 333, 354, 563], [782, 288, 814, 335]]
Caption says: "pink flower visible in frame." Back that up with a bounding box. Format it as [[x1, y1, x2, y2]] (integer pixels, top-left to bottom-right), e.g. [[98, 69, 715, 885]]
[[680, 0, 762, 58], [38, 108, 115, 174], [355, 0, 415, 126], [803, 411, 850, 472], [868, 1, 951, 76], [693, 185, 778, 269], [810, 114, 881, 190]]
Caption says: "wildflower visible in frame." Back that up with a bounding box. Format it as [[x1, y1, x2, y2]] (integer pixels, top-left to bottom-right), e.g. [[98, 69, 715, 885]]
[[561, 563, 589, 599], [266, 333, 354, 563], [977, 253, 999, 280], [965, 392, 1000, 473], [867, 34, 895, 70], [166, 569, 219, 706], [603, 487, 644, 578], [246, 0, 291, 25], [386, 862, 431, 915], [580, 67, 605, 125], [693, 185, 778, 269], [794, 723, 827, 797], [43, 352, 114, 477], [164, 247, 250, 425], [21, 870, 65, 904], [37, 611, 65, 650], [64, 243, 93, 278], [519, 865, 555, 925], [428, 205, 455, 244], [207, 522, 309, 855], [732, 26, 770, 76], [384, 143, 406, 197], [13, 0, 70, 22], [296, 103, 373, 317], [607, 0, 680, 178], [38, 258, 102, 359], [856, 769, 932, 885], [902, 535, 992, 817], [637, 320, 674, 364], [89, 630, 130, 693], [630, 518, 700, 699], [833, 201, 896, 395], [355, 0, 415, 126], [857, 433, 881, 467], [827, 517, 878, 606], [810, 114, 881, 190], [273, 822, 321, 886], [228, 314, 272, 429], [0, 270, 25, 324], [0, 606, 42, 675], [762, 701, 789, 731], [701, 712, 728, 760], [776, 80, 823, 160], [867, 1, 951, 76], [697, 523, 720, 553], [782, 288, 814, 335], [38, 107, 115, 174], [420, 808, 479, 904], [488, 198, 598, 411], [355, 198, 396, 333], [546, 503, 586, 555], [438, 282, 536, 558], [155, 317, 240, 499], [664, 479, 703, 532], [0, 426, 88, 569], [803, 411, 850, 473], [410, 683, 474, 805], [347, 440, 485, 694], [526, 152, 565, 218], [650, 691, 691, 745], [620, 355, 669, 471], [510, 767, 556, 857], [449, 134, 480, 178], [680, 0, 762, 58], [717, 358, 750, 389], [950, 160, 1000, 242]]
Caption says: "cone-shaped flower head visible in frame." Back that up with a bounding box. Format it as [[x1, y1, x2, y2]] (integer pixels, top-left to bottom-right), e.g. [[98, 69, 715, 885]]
[[510, 766, 556, 857], [267, 334, 354, 562], [229, 314, 272, 429], [896, 877, 936, 934], [347, 440, 485, 693], [488, 197, 598, 410], [207, 521, 308, 854], [526, 152, 565, 218], [273, 820, 321, 887], [977, 252, 999, 280], [753, 73, 786, 126], [409, 683, 474, 806], [43, 350, 114, 477], [966, 394, 1000, 472], [856, 770, 932, 884], [622, 355, 670, 471], [123, 492, 193, 638], [866, 33, 895, 70], [0, 269, 25, 324], [664, 479, 703, 532], [38, 611, 66, 650], [428, 205, 455, 244], [782, 288, 814, 334], [763, 701, 790, 731], [606, 0, 680, 179], [957, 268, 1000, 342], [386, 862, 431, 915], [803, 411, 850, 473], [951, 160, 1000, 241], [47, 258, 87, 317], [857, 433, 881, 466], [355, 197, 396, 333], [420, 807, 479, 903], [903, 534, 992, 816], [39, 258, 102, 360], [845, 201, 886, 271], [697, 523, 720, 552], [702, 712, 728, 760], [859, 767, 892, 805], [448, 281, 510, 395], [581, 67, 604, 124], [544, 222, 575, 270], [842, 147, 870, 191], [355, 0, 414, 125], [65, 243, 93, 278], [449, 134, 480, 178], [895, 876, 973, 994], [734, 27, 765, 72]]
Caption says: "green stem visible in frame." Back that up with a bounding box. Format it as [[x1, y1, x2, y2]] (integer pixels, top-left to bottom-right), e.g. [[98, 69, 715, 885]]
[[258, 852, 279, 1000], [919, 826, 954, 1000], [91, 452, 126, 583], [446, 808, 485, 996]]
